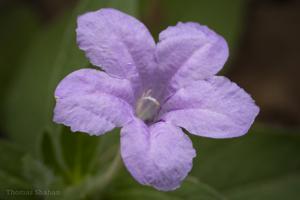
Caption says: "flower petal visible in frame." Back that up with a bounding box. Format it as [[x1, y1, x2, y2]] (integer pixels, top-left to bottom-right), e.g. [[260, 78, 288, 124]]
[[76, 8, 156, 93], [160, 76, 259, 138], [53, 69, 134, 135], [120, 119, 196, 191], [155, 22, 229, 99], [55, 69, 135, 105]]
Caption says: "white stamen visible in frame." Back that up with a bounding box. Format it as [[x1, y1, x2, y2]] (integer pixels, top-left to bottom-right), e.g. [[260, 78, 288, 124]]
[[135, 90, 160, 122], [143, 96, 160, 106]]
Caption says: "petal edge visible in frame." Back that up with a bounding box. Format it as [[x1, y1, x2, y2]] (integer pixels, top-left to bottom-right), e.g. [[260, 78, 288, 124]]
[[121, 119, 196, 191], [160, 76, 259, 138]]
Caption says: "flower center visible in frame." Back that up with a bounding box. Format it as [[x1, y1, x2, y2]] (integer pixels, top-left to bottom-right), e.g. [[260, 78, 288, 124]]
[[135, 90, 160, 123]]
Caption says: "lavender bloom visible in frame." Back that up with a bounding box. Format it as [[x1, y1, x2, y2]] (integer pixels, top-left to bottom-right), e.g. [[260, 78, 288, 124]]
[[53, 8, 259, 191]]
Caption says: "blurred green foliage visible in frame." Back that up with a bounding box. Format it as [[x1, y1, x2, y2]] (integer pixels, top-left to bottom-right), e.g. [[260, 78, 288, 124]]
[[0, 0, 300, 199], [141, 0, 245, 50]]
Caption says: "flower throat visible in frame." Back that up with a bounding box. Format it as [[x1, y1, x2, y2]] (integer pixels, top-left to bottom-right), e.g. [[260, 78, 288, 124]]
[[135, 90, 160, 123]]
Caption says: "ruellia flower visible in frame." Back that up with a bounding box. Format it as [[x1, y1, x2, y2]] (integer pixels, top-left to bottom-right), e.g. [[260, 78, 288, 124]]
[[53, 8, 259, 191]]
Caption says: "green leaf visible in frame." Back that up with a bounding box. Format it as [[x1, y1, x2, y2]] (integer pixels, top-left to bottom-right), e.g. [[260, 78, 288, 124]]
[[61, 139, 122, 200], [227, 173, 300, 200], [0, 140, 28, 187], [106, 175, 223, 200], [0, 140, 31, 198], [170, 177, 225, 200], [190, 125, 300, 199], [4, 9, 82, 154], [59, 127, 116, 184], [22, 155, 63, 191], [61, 128, 97, 179], [104, 162, 224, 200], [40, 130, 62, 176], [107, 188, 176, 200], [0, 139, 24, 176]]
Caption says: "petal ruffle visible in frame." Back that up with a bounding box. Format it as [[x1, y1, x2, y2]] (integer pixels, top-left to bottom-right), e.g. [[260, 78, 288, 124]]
[[54, 69, 134, 135], [155, 22, 229, 99], [120, 119, 196, 191], [76, 8, 156, 94], [160, 76, 259, 138]]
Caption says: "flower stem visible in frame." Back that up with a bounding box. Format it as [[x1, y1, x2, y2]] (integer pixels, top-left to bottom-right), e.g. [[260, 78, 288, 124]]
[[63, 148, 122, 199], [92, 148, 122, 192]]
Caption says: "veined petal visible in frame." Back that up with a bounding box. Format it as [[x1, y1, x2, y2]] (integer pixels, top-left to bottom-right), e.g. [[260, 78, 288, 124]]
[[160, 76, 259, 138], [76, 8, 156, 94], [120, 119, 196, 191], [155, 22, 228, 99], [53, 69, 135, 135], [55, 69, 135, 106]]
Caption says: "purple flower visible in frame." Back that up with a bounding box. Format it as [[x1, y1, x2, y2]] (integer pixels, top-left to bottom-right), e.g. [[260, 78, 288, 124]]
[[53, 8, 259, 191]]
